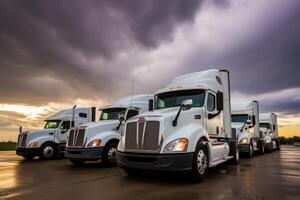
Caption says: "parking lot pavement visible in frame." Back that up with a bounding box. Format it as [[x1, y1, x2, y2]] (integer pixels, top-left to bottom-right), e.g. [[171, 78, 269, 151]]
[[0, 146, 299, 200]]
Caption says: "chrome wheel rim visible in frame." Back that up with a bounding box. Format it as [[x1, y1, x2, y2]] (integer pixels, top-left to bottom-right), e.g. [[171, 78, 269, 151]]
[[197, 149, 207, 175], [107, 147, 117, 162], [43, 146, 54, 158]]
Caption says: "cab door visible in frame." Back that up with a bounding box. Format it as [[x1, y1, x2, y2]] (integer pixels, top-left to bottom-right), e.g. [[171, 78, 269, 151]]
[[56, 121, 72, 143], [206, 92, 222, 137]]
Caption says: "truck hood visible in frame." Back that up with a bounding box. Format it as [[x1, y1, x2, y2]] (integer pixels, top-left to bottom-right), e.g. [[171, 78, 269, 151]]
[[132, 107, 182, 121], [21, 129, 55, 141], [79, 120, 120, 137], [231, 122, 248, 140]]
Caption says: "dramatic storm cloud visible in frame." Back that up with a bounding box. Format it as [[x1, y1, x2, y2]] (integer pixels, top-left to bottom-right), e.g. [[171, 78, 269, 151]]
[[0, 0, 299, 140]]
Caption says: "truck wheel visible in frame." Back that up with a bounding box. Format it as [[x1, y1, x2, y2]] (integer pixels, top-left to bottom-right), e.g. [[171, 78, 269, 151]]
[[70, 160, 85, 166], [191, 142, 208, 182], [247, 143, 254, 158], [229, 141, 239, 165], [102, 141, 118, 166], [259, 141, 264, 155], [277, 141, 281, 151], [39, 143, 57, 160]]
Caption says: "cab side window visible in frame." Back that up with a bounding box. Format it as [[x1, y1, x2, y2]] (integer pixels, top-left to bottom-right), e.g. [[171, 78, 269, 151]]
[[61, 121, 72, 132], [126, 110, 139, 120], [207, 93, 216, 112]]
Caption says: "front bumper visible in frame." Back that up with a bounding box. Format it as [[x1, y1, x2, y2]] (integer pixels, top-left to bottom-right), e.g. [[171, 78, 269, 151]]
[[117, 151, 194, 171], [238, 144, 250, 153], [16, 147, 40, 157], [264, 142, 272, 150], [65, 147, 104, 161]]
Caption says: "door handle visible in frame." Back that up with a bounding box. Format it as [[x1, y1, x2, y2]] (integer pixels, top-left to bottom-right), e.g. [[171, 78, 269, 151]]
[[49, 132, 54, 135]]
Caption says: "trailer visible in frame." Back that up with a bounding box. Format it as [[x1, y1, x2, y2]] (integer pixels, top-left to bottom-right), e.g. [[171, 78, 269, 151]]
[[16, 107, 95, 160], [65, 94, 153, 166], [117, 69, 239, 181], [231, 99, 264, 157]]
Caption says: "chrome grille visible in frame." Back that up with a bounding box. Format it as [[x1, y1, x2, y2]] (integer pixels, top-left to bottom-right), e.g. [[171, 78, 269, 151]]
[[125, 120, 160, 152], [17, 134, 28, 147], [68, 129, 85, 147]]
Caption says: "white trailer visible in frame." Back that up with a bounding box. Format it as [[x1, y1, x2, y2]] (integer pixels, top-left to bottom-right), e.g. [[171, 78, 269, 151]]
[[259, 113, 280, 152], [16, 107, 96, 160], [231, 99, 264, 157], [65, 94, 153, 166], [117, 69, 239, 181]]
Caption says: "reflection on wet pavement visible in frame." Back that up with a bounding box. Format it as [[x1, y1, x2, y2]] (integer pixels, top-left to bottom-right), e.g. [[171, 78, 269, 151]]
[[0, 146, 299, 200]]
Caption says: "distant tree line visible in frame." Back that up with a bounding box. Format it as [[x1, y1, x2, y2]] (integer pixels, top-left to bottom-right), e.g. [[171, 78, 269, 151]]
[[279, 136, 300, 145]]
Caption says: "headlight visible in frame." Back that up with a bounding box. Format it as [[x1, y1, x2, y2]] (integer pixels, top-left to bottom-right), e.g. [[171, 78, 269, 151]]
[[117, 140, 124, 152], [87, 139, 101, 147], [265, 138, 271, 143], [28, 142, 38, 148], [239, 138, 249, 144], [164, 138, 188, 153]]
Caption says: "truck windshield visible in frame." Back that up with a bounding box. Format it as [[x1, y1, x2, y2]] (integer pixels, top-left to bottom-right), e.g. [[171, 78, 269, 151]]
[[100, 108, 126, 120], [44, 120, 61, 129], [155, 89, 205, 109], [231, 114, 248, 123], [260, 123, 270, 129]]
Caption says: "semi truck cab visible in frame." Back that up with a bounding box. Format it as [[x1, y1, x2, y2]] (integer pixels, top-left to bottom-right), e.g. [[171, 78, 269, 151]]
[[16, 107, 95, 160], [117, 69, 239, 181], [259, 113, 280, 152], [65, 94, 153, 166], [231, 100, 264, 157]]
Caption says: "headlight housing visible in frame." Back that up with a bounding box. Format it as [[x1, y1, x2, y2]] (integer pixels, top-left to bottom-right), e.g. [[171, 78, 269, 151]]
[[265, 138, 271, 143], [164, 138, 188, 153], [87, 139, 101, 147], [239, 138, 249, 144], [28, 142, 39, 148]]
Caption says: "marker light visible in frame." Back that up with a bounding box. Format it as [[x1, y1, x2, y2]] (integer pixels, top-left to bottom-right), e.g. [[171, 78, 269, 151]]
[[239, 138, 249, 144]]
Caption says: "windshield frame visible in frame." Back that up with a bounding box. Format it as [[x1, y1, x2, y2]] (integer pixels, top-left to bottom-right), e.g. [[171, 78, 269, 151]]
[[154, 89, 205, 110], [44, 120, 61, 129], [99, 107, 127, 121], [231, 114, 249, 123]]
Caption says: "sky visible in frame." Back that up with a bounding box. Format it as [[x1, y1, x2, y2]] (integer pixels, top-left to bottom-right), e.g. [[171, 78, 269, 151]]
[[0, 0, 299, 141]]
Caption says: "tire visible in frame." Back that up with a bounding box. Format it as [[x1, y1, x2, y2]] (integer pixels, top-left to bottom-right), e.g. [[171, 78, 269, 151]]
[[22, 155, 35, 160], [229, 140, 239, 165], [259, 140, 265, 155], [39, 143, 57, 160], [247, 143, 254, 158], [102, 141, 118, 166], [190, 142, 209, 182], [276, 140, 281, 151], [70, 159, 86, 166]]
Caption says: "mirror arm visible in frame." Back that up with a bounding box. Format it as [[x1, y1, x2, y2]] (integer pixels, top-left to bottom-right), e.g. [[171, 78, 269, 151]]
[[116, 118, 126, 131], [172, 106, 183, 127]]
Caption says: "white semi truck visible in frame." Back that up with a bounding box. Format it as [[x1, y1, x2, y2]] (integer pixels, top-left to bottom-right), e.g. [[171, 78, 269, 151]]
[[16, 107, 96, 160], [231, 99, 264, 157], [117, 69, 239, 181], [259, 113, 280, 152], [65, 94, 153, 166]]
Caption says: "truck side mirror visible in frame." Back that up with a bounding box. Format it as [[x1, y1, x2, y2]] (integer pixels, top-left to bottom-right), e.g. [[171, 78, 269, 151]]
[[252, 115, 256, 126], [148, 99, 154, 111], [216, 91, 223, 111], [181, 99, 193, 111]]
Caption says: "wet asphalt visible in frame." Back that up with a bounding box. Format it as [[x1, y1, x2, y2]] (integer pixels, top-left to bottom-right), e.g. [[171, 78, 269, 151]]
[[0, 146, 299, 200]]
